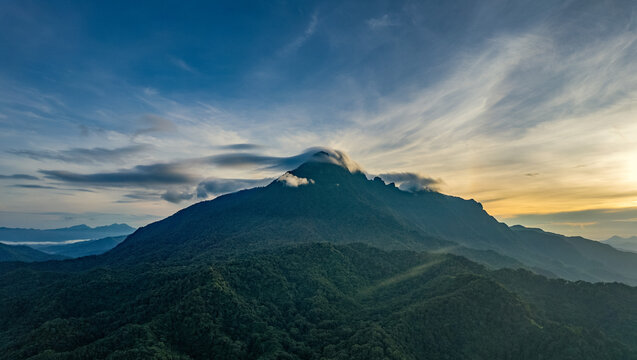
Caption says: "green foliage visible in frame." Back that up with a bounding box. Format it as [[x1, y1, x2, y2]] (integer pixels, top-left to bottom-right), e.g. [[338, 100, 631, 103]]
[[1, 243, 636, 359]]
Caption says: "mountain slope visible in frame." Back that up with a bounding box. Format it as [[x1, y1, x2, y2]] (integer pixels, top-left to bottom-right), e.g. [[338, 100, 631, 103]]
[[0, 243, 66, 262], [1, 243, 635, 359]]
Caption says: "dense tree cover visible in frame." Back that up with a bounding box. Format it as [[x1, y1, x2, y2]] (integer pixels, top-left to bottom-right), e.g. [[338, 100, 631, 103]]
[[1, 243, 636, 359]]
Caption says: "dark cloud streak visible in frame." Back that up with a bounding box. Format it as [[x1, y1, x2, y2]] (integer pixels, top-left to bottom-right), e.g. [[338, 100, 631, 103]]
[[218, 143, 262, 150], [40, 163, 194, 187], [10, 184, 58, 190], [202, 147, 329, 170], [0, 174, 39, 180], [161, 189, 194, 203]]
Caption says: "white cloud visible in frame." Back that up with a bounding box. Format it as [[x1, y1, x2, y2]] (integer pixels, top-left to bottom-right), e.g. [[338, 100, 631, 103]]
[[366, 14, 395, 29], [170, 57, 196, 73], [277, 172, 314, 187], [280, 13, 318, 55]]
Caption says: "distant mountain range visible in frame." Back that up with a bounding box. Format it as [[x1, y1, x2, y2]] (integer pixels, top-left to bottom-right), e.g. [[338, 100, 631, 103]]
[[3, 150, 637, 358], [0, 224, 133, 261], [0, 223, 134, 243], [29, 235, 128, 258], [603, 235, 637, 253]]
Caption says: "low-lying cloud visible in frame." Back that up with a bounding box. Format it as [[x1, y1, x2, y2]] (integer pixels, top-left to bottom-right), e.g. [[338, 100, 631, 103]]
[[378, 172, 442, 192], [277, 173, 314, 187]]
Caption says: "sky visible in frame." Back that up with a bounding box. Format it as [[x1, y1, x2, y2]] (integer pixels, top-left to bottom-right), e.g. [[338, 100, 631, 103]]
[[0, 0, 636, 240]]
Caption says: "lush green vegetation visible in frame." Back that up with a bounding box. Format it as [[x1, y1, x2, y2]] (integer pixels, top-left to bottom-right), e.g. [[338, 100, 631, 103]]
[[2, 243, 637, 359]]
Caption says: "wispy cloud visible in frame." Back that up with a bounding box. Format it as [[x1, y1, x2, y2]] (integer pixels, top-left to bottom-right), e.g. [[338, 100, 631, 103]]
[[8, 184, 95, 192], [170, 57, 196, 73], [8, 145, 150, 164], [280, 12, 318, 55], [133, 115, 177, 137]]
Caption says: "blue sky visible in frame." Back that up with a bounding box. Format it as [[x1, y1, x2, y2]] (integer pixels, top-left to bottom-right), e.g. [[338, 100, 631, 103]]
[[1, 0, 637, 239]]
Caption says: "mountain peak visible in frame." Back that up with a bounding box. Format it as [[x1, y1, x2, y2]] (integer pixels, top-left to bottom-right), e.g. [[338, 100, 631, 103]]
[[300, 148, 363, 173], [283, 149, 367, 186], [66, 224, 91, 231]]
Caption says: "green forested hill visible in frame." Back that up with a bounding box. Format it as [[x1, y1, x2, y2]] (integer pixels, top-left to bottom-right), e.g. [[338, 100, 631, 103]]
[[0, 243, 66, 262], [1, 243, 636, 359]]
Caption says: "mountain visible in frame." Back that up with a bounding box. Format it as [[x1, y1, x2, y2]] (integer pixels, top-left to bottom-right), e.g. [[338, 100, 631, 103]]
[[0, 224, 135, 243], [30, 235, 127, 258], [0, 243, 66, 262], [4, 151, 637, 358], [106, 154, 452, 264], [604, 235, 637, 253], [103, 151, 637, 284]]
